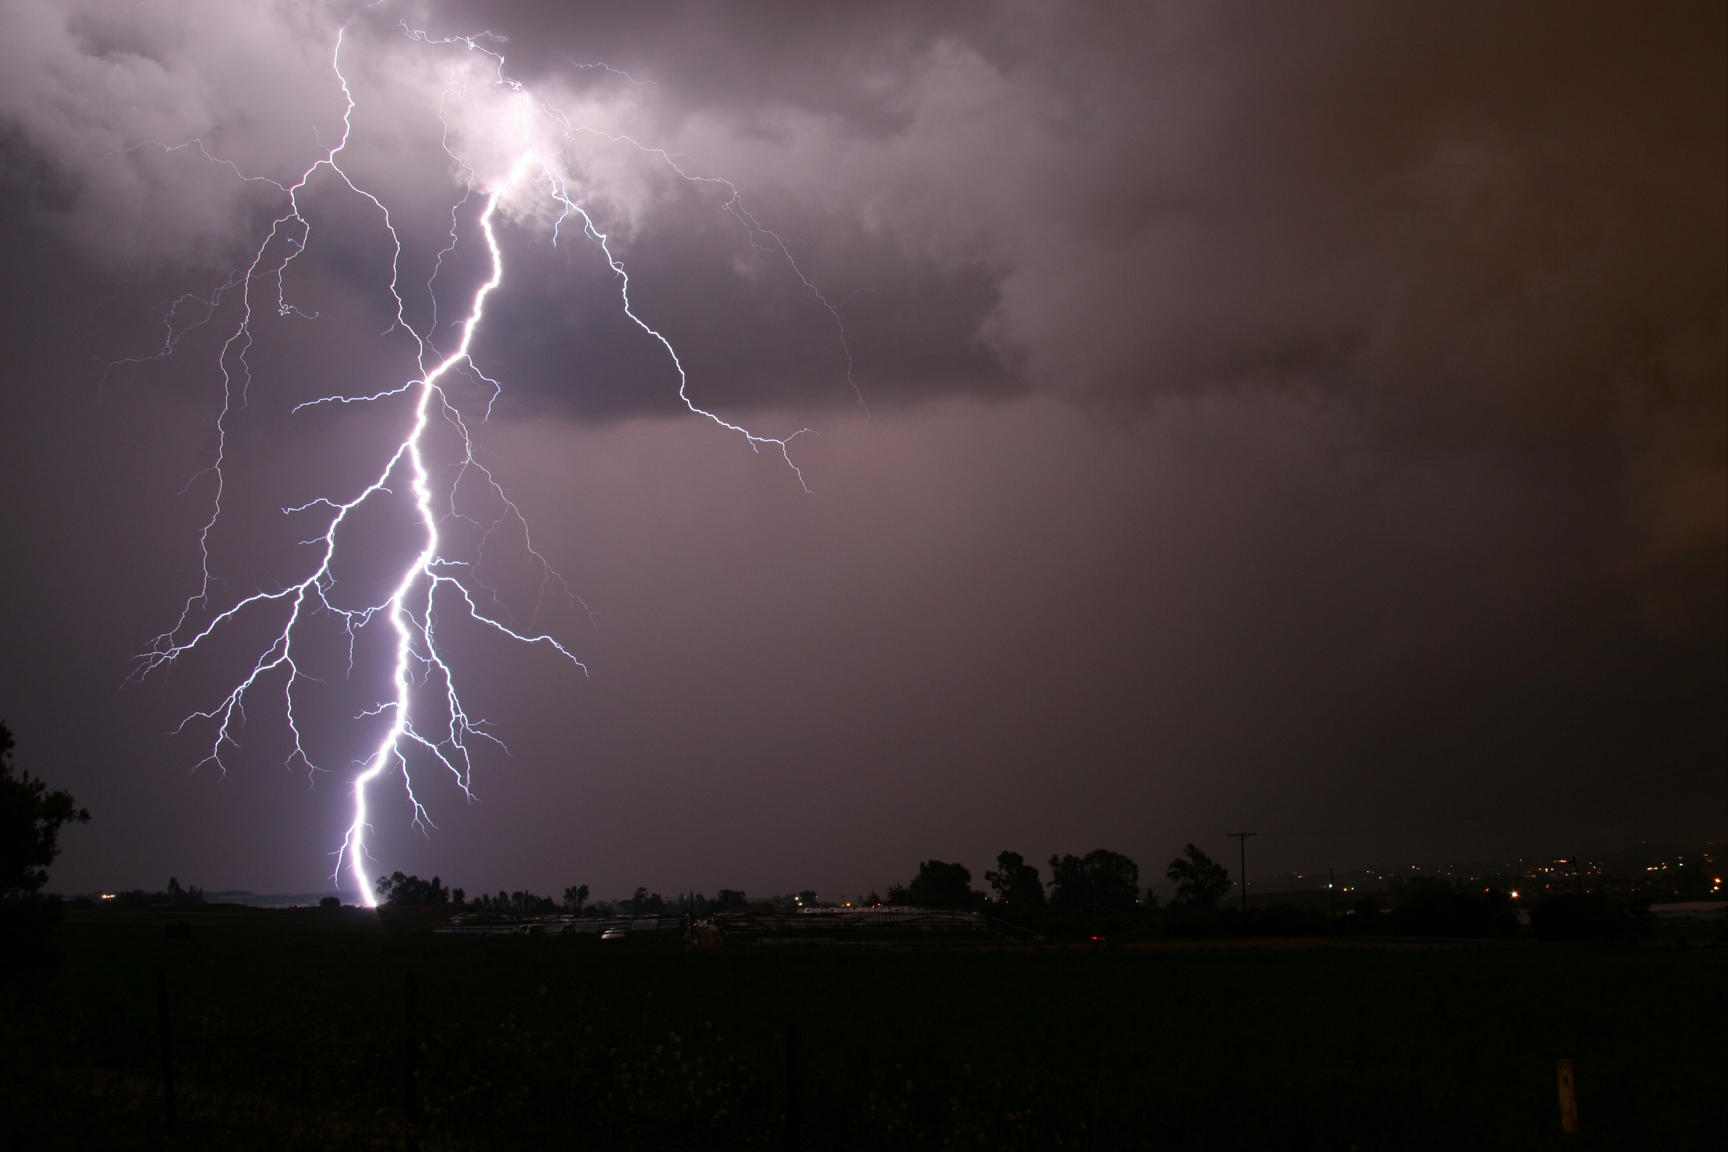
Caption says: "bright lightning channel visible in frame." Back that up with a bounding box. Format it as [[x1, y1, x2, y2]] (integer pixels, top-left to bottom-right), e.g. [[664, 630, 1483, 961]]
[[122, 13, 849, 906]]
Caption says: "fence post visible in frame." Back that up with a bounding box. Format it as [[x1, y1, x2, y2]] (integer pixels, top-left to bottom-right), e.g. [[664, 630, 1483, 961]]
[[404, 970, 420, 1152], [1556, 1057, 1579, 1136], [783, 1024, 802, 1150], [156, 969, 175, 1134]]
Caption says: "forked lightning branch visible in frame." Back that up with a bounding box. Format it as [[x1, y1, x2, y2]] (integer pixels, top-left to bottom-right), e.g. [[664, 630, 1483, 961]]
[[120, 11, 839, 905]]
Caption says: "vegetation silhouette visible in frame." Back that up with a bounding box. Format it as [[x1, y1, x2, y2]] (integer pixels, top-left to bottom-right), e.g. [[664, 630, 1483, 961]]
[[374, 871, 451, 908], [898, 859, 978, 910], [0, 720, 89, 901], [984, 850, 1044, 908], [1, 718, 89, 967], [1048, 849, 1141, 912], [1166, 842, 1231, 910], [1530, 891, 1654, 942], [1385, 878, 1518, 937]]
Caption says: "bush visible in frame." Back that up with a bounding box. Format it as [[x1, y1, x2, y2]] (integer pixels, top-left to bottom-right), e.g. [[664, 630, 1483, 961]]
[[1530, 893, 1653, 942], [1388, 887, 1517, 937]]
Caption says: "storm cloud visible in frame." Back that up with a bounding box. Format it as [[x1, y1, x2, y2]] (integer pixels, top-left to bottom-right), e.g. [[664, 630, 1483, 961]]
[[0, 1, 1720, 900]]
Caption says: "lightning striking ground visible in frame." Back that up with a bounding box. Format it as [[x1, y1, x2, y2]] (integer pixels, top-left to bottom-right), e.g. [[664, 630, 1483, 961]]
[[117, 11, 848, 905]]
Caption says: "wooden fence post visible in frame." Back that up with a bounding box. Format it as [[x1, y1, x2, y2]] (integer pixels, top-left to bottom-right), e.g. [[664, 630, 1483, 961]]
[[156, 969, 175, 1134], [783, 1024, 803, 1150], [1556, 1057, 1579, 1136], [404, 970, 420, 1152]]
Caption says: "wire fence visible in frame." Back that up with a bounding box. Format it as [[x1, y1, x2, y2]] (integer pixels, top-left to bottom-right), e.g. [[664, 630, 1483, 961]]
[[6, 961, 796, 1152]]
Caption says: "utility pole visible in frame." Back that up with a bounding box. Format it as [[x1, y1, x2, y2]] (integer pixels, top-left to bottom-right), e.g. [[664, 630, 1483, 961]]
[[1228, 832, 1257, 914]]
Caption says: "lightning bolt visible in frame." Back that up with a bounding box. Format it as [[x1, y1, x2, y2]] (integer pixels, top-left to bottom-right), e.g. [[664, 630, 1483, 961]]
[[117, 11, 851, 905]]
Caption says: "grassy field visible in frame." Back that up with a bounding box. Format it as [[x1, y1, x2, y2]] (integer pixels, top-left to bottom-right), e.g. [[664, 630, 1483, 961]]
[[2, 906, 1721, 1150]]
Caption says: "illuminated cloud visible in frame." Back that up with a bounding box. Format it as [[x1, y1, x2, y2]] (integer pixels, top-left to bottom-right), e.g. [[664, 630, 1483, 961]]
[[0, 1, 1719, 897]]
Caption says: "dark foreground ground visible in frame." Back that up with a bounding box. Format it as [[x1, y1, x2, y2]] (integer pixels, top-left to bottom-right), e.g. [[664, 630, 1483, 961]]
[[2, 907, 1721, 1150]]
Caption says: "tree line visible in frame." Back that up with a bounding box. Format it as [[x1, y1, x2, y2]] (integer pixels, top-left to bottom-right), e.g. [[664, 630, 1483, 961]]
[[885, 844, 1232, 915], [0, 710, 1653, 946], [366, 845, 1233, 923], [370, 872, 820, 919]]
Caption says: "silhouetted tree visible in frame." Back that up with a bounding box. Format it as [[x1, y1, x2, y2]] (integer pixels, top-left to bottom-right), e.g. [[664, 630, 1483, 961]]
[[797, 889, 818, 907], [985, 850, 1046, 908], [0, 721, 89, 901], [510, 889, 554, 913], [905, 859, 977, 909], [1167, 844, 1230, 910], [165, 876, 205, 905], [714, 889, 747, 910], [1047, 850, 1140, 911], [374, 871, 450, 907], [563, 884, 590, 914]]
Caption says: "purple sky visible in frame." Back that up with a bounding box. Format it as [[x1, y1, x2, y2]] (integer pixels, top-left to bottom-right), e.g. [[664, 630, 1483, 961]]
[[2, 1, 1722, 903]]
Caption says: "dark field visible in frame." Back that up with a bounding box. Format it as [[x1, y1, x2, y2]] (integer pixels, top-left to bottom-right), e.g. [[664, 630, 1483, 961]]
[[2, 908, 1721, 1150]]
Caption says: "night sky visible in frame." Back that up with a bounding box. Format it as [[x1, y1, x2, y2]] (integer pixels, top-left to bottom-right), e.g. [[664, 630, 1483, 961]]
[[1, 1, 1722, 903]]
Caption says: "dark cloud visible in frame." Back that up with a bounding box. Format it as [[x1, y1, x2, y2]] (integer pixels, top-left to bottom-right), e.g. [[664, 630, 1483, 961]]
[[0, 1, 1720, 900]]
